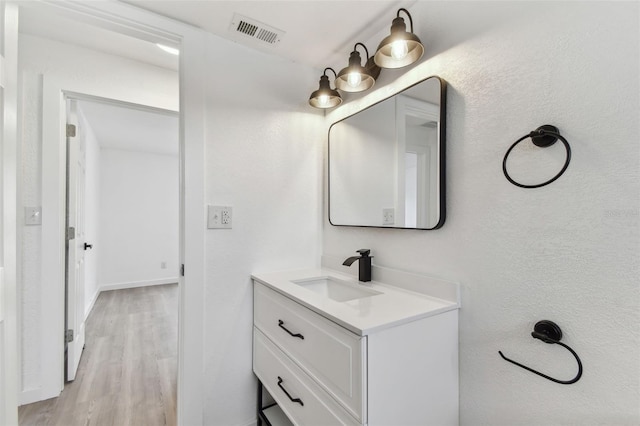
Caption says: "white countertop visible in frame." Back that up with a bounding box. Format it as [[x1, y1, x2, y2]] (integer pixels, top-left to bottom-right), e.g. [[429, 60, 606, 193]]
[[251, 268, 459, 336]]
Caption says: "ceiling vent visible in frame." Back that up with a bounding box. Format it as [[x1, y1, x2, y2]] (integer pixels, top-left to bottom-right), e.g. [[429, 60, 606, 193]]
[[229, 13, 284, 47]]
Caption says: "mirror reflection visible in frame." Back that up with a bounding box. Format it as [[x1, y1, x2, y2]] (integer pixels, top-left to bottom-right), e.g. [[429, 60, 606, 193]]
[[329, 76, 446, 229]]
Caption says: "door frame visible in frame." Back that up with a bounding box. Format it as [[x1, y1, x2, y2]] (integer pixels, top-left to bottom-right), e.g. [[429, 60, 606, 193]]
[[1, 1, 19, 424], [394, 94, 440, 228], [62, 91, 181, 383], [34, 2, 206, 424]]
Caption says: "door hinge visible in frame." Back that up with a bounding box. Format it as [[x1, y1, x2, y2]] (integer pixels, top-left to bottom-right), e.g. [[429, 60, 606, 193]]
[[66, 124, 77, 138], [67, 226, 75, 241], [180, 264, 185, 277], [65, 329, 74, 343]]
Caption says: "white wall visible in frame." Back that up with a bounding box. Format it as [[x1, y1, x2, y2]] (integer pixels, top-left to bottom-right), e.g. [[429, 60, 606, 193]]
[[18, 33, 178, 110], [324, 2, 639, 424], [17, 33, 177, 403], [201, 33, 323, 425], [18, 70, 42, 395], [99, 148, 178, 289]]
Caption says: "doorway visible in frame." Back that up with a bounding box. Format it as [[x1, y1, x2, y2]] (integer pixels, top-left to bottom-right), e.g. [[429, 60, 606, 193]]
[[63, 95, 180, 384], [17, 94, 181, 425], [10, 2, 207, 423], [13, 2, 195, 423]]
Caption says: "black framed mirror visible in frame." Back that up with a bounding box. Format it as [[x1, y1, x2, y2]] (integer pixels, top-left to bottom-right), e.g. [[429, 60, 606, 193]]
[[328, 76, 446, 229]]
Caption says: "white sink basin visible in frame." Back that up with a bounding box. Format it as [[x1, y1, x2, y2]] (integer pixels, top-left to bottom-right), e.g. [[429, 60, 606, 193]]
[[291, 276, 382, 302]]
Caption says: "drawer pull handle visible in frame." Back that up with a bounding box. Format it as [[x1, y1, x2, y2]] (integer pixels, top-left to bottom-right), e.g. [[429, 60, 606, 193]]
[[278, 320, 304, 340], [277, 376, 304, 406]]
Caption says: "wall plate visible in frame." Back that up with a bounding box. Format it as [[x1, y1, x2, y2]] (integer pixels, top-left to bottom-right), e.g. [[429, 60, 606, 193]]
[[208, 205, 232, 229], [25, 206, 42, 225]]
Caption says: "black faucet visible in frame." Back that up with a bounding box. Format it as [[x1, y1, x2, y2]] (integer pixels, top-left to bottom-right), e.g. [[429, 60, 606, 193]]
[[342, 249, 372, 282]]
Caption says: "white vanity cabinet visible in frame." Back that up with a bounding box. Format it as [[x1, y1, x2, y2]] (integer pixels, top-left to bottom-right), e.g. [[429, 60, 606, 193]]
[[252, 267, 459, 426]]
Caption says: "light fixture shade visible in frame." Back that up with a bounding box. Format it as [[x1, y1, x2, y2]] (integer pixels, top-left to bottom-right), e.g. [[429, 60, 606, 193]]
[[336, 49, 375, 93], [374, 10, 424, 69], [309, 74, 342, 109]]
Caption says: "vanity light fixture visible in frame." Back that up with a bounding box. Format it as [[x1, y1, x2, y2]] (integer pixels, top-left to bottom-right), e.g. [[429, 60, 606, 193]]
[[309, 67, 342, 109], [335, 43, 379, 93], [374, 8, 424, 69]]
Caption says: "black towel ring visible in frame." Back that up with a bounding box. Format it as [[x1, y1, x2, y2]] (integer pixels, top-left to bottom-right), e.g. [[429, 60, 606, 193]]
[[499, 320, 583, 385], [502, 125, 571, 189]]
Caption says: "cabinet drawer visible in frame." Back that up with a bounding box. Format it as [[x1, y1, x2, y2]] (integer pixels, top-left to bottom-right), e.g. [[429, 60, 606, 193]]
[[254, 283, 366, 422], [254, 329, 360, 426]]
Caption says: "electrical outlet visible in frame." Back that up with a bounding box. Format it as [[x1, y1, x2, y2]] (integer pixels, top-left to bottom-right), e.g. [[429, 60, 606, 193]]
[[208, 205, 232, 229], [161, 261, 167, 269], [383, 208, 395, 225], [221, 207, 232, 225]]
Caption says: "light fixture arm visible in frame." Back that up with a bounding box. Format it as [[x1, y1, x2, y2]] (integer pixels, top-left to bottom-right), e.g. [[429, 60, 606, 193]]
[[353, 42, 370, 60], [397, 8, 414, 33], [323, 67, 338, 79]]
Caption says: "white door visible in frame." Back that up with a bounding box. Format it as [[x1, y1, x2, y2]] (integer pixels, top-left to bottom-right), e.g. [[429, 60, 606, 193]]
[[65, 99, 87, 381]]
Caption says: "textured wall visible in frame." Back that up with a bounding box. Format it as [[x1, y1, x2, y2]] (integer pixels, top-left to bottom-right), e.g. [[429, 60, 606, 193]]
[[201, 34, 323, 425], [324, 2, 639, 424], [17, 33, 177, 402], [99, 148, 179, 287]]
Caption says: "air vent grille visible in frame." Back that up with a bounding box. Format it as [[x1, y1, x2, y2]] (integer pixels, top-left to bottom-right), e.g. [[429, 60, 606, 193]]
[[237, 20, 258, 37], [230, 13, 284, 47], [255, 28, 279, 44]]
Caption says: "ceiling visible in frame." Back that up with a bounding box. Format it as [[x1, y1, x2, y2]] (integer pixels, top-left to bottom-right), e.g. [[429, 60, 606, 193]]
[[18, 4, 180, 71], [77, 100, 179, 156], [122, 0, 412, 69], [18, 1, 416, 155], [19, 0, 414, 72]]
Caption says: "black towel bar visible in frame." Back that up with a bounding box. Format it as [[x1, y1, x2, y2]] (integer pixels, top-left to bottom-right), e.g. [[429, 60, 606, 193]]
[[503, 125, 572, 189], [499, 320, 583, 385]]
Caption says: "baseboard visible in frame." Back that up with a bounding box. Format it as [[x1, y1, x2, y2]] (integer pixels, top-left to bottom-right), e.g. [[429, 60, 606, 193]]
[[19, 386, 59, 406], [19, 388, 41, 406], [84, 289, 100, 321], [98, 277, 179, 293], [84, 278, 178, 320]]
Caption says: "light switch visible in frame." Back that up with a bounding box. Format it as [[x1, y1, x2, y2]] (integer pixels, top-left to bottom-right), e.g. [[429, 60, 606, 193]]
[[25, 206, 42, 226]]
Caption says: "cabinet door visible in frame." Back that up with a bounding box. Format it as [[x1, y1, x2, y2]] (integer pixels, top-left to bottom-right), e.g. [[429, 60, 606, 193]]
[[254, 329, 360, 426], [367, 310, 459, 425], [254, 284, 366, 422]]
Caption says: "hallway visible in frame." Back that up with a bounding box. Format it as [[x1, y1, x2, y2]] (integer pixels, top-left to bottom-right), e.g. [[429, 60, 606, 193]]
[[19, 284, 178, 426]]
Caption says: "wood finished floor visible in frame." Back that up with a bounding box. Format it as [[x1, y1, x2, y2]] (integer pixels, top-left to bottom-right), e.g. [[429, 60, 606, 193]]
[[19, 284, 178, 426]]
